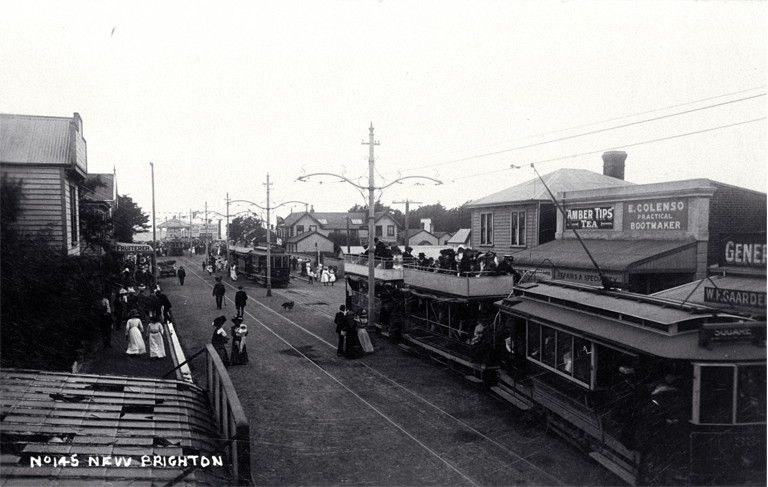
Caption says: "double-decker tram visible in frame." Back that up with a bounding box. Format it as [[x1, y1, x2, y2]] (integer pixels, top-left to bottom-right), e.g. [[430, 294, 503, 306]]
[[231, 245, 291, 287], [167, 238, 185, 256]]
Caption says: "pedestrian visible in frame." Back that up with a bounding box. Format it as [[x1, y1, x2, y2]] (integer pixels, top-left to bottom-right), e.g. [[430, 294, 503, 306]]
[[113, 289, 125, 331], [344, 308, 363, 359], [321, 266, 330, 286], [155, 288, 173, 324], [306, 262, 314, 284], [213, 277, 226, 309], [211, 315, 230, 366], [235, 286, 248, 319], [100, 303, 113, 349], [146, 317, 166, 360], [329, 266, 336, 286], [202, 260, 206, 271], [125, 309, 146, 356], [335, 305, 347, 356], [230, 317, 249, 365], [178, 265, 186, 285]]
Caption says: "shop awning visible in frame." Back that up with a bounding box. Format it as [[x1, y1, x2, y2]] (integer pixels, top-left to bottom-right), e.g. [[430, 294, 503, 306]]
[[498, 298, 765, 361], [654, 274, 767, 317], [512, 239, 697, 273]]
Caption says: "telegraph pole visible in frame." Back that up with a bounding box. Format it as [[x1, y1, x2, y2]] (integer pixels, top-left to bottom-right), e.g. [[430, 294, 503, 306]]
[[392, 199, 421, 248], [264, 174, 273, 297], [362, 123, 379, 328]]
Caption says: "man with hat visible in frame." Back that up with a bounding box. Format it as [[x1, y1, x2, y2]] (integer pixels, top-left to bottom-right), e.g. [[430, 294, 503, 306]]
[[155, 287, 173, 324], [234, 286, 248, 319], [177, 265, 186, 286], [213, 276, 226, 309]]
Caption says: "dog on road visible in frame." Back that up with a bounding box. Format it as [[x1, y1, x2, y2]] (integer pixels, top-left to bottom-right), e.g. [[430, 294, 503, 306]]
[[281, 301, 295, 311]]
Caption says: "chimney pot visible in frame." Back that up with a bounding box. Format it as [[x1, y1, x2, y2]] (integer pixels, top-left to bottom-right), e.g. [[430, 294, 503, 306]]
[[602, 151, 627, 180]]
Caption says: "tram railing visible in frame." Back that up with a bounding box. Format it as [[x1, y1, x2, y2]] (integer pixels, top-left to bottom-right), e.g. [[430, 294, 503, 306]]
[[402, 264, 517, 297], [204, 344, 252, 486], [344, 254, 403, 281]]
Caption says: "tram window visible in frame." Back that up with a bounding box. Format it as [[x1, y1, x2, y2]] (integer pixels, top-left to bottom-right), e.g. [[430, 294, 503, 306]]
[[573, 337, 591, 384], [699, 366, 734, 424], [541, 327, 556, 367], [527, 322, 540, 360], [736, 365, 766, 424], [557, 333, 572, 373]]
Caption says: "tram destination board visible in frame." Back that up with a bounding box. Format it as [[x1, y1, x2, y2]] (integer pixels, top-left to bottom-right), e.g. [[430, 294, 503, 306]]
[[699, 321, 766, 348]]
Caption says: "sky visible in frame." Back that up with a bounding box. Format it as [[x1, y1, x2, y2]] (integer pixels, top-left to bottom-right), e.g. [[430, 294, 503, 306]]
[[1, 0, 765, 231]]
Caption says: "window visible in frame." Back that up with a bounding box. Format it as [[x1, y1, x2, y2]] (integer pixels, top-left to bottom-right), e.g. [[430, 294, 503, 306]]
[[511, 211, 526, 246], [375, 225, 382, 237], [697, 364, 766, 424], [309, 225, 317, 232], [69, 184, 78, 244], [296, 225, 304, 234], [387, 225, 395, 237], [527, 321, 591, 386], [480, 213, 493, 245]]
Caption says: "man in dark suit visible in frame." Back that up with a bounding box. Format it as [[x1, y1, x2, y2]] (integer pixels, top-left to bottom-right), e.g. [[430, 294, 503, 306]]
[[212, 277, 226, 309], [235, 286, 248, 319], [334, 305, 347, 356]]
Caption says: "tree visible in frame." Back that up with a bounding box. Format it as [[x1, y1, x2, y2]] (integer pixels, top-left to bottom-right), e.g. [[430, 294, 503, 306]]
[[79, 175, 113, 252], [229, 215, 263, 244], [112, 194, 150, 242]]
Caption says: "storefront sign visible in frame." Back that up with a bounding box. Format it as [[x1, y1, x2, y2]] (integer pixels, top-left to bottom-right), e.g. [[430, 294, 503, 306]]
[[699, 322, 766, 348], [113, 242, 154, 253], [704, 287, 766, 309], [554, 269, 621, 286], [566, 206, 614, 230], [624, 198, 688, 232], [720, 234, 767, 268]]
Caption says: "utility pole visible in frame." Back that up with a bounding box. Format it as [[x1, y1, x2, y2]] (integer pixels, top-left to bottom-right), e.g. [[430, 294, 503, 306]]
[[264, 174, 273, 297], [150, 162, 157, 287], [392, 199, 421, 248], [226, 193, 230, 271], [204, 201, 209, 259], [362, 123, 379, 328]]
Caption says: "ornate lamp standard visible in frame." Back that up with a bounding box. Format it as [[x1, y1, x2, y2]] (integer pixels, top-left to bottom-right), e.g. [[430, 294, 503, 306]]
[[297, 123, 441, 331], [226, 193, 306, 297]]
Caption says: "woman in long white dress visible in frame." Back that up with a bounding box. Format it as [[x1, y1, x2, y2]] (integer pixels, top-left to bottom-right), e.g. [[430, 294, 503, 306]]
[[321, 267, 330, 286], [147, 319, 166, 359], [125, 310, 146, 355]]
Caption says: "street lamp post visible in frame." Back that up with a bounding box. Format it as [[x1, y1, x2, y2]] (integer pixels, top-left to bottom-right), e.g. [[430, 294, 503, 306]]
[[297, 123, 441, 333]]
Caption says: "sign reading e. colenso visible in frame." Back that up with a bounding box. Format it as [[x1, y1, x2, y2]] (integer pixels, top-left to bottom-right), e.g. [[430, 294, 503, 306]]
[[624, 199, 688, 232], [566, 206, 614, 230]]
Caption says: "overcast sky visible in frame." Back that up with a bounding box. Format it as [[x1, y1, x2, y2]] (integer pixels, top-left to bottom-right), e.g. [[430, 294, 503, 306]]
[[1, 0, 765, 229]]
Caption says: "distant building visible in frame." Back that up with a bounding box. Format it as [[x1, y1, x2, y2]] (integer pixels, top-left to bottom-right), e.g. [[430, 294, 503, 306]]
[[278, 207, 401, 246], [446, 228, 471, 248], [284, 230, 334, 255], [1, 113, 88, 255]]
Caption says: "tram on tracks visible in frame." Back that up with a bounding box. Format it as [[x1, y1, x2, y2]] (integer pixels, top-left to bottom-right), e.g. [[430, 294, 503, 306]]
[[384, 259, 766, 485], [167, 238, 185, 257], [230, 245, 291, 287]]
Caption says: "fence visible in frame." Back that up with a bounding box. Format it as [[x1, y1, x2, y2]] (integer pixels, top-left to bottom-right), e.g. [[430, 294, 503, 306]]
[[205, 344, 252, 485]]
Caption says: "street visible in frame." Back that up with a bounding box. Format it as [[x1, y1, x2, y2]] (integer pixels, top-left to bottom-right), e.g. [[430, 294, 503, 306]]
[[162, 255, 622, 486]]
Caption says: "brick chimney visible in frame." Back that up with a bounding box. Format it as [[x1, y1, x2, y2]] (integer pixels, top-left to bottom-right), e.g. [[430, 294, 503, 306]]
[[602, 151, 627, 180]]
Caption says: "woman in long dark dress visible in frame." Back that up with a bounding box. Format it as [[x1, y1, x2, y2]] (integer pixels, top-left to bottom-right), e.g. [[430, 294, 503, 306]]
[[211, 316, 230, 366], [344, 309, 363, 359]]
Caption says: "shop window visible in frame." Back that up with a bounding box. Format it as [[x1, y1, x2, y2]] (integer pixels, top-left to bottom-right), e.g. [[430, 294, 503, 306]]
[[511, 211, 525, 246], [480, 213, 493, 245], [387, 225, 395, 237]]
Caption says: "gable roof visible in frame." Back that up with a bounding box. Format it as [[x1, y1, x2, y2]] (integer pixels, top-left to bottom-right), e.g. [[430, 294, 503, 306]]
[[0, 113, 79, 165], [447, 228, 471, 245], [158, 218, 189, 229], [466, 168, 634, 207], [285, 230, 335, 244]]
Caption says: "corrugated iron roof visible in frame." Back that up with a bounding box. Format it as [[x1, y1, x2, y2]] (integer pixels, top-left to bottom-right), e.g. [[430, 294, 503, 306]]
[[0, 114, 74, 165], [0, 369, 230, 486], [466, 169, 635, 207]]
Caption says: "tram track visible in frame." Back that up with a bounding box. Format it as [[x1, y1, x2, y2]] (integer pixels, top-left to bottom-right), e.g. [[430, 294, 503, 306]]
[[172, 256, 606, 485]]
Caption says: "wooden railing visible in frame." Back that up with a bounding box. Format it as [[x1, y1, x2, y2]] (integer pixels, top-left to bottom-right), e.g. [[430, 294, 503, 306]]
[[205, 344, 252, 486]]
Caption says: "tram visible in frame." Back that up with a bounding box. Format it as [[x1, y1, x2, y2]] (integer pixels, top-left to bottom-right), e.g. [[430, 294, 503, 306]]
[[167, 238, 185, 257], [230, 245, 291, 287], [394, 265, 765, 485]]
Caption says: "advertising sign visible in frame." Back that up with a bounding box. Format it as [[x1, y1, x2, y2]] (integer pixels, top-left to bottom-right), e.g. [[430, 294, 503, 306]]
[[566, 206, 614, 230], [719, 233, 767, 269], [624, 198, 688, 232], [553, 269, 622, 286], [113, 242, 154, 253], [704, 287, 766, 309]]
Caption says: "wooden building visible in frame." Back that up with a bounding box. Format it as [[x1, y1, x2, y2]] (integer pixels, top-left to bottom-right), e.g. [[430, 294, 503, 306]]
[[0, 113, 88, 255]]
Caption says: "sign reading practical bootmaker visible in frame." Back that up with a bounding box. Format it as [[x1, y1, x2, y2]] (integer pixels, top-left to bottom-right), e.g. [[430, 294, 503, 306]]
[[566, 206, 614, 230], [624, 198, 688, 232]]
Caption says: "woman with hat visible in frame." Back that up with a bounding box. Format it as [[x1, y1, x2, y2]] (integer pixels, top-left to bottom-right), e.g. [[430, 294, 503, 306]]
[[230, 317, 249, 365], [211, 316, 230, 366], [125, 309, 146, 356]]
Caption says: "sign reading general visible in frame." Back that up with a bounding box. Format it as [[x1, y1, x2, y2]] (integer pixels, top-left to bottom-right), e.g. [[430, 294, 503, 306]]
[[624, 198, 688, 232], [720, 234, 767, 268], [566, 206, 614, 230], [704, 287, 767, 309]]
